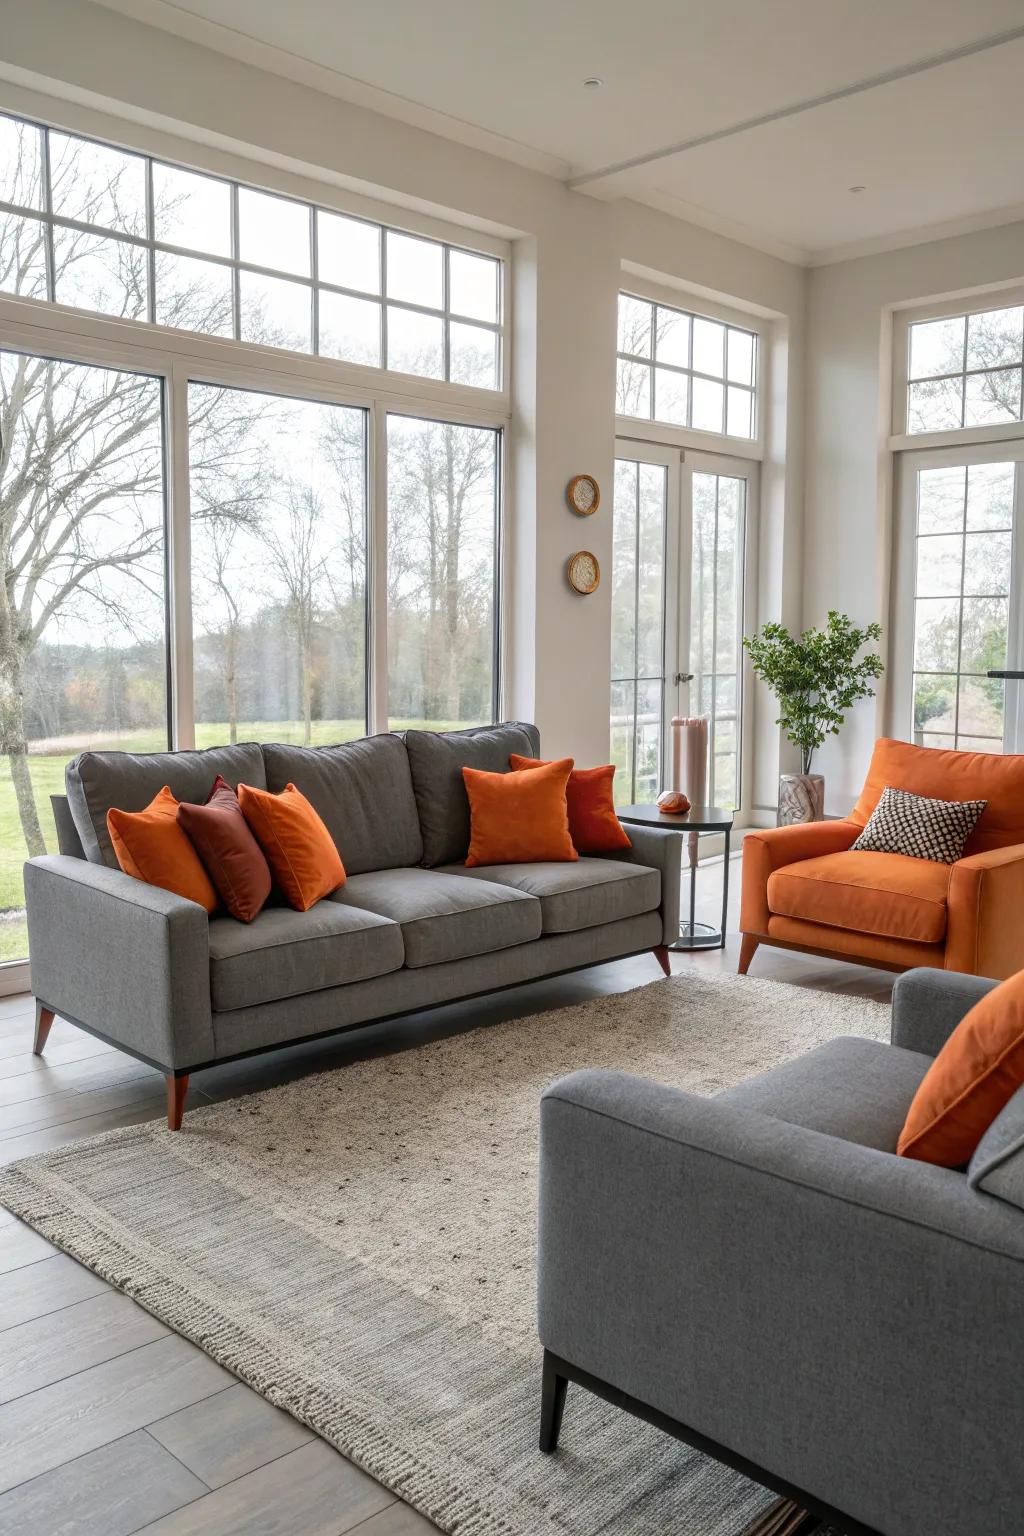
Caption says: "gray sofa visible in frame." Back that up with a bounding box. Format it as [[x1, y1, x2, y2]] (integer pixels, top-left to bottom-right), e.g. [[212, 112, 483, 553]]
[[27, 722, 682, 1128], [538, 967, 1024, 1536]]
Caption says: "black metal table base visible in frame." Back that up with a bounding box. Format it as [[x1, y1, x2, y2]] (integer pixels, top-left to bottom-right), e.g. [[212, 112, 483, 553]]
[[615, 806, 734, 954]]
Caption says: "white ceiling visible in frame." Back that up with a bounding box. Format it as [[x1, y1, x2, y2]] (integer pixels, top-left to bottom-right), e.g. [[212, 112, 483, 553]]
[[98, 0, 1024, 264]]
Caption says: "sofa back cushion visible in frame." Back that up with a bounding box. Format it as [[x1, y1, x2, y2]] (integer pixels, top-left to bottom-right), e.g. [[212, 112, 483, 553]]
[[849, 738, 1024, 855], [404, 722, 540, 866], [66, 742, 267, 867], [968, 1083, 1024, 1213], [261, 734, 422, 875]]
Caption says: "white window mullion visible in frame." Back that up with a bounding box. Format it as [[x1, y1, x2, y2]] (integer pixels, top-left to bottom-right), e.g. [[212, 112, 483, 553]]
[[166, 363, 195, 749], [369, 400, 390, 735]]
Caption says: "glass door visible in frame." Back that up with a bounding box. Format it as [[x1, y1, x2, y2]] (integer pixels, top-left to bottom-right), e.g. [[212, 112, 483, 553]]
[[610, 442, 755, 813], [893, 445, 1024, 752], [683, 454, 753, 811]]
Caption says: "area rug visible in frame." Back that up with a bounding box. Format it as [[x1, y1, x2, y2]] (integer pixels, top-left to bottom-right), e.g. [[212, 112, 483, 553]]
[[0, 971, 889, 1535]]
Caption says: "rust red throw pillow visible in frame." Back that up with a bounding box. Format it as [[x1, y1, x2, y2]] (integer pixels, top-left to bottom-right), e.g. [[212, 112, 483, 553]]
[[177, 775, 272, 923], [107, 786, 219, 912], [238, 782, 346, 911], [509, 754, 631, 854], [462, 758, 577, 867]]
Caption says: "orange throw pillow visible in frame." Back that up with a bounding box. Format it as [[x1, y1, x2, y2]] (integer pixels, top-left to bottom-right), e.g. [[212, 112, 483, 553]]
[[238, 782, 346, 911], [509, 754, 631, 854], [107, 786, 219, 913], [898, 970, 1024, 1166], [462, 758, 577, 867]]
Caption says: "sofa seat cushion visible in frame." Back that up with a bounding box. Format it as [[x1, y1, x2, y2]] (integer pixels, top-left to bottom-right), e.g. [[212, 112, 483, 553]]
[[716, 1037, 935, 1152], [330, 868, 541, 968], [209, 902, 403, 1012], [766, 850, 951, 944], [439, 857, 660, 934]]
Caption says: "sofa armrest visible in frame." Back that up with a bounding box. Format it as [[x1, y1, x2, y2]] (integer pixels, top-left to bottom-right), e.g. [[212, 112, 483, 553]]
[[739, 819, 859, 934], [618, 823, 684, 945], [945, 842, 1024, 979], [538, 1068, 1024, 1535], [25, 856, 214, 1071], [890, 966, 999, 1056]]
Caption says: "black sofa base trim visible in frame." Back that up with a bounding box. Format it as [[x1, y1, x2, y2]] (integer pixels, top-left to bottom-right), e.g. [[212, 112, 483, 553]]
[[538, 1348, 884, 1536], [33, 941, 667, 1079]]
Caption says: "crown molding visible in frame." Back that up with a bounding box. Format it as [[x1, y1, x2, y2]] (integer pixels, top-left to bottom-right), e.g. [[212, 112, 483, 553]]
[[91, 0, 571, 180]]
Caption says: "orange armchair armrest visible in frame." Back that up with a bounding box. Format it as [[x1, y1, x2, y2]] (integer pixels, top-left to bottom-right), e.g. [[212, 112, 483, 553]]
[[740, 820, 860, 935], [945, 842, 1024, 979]]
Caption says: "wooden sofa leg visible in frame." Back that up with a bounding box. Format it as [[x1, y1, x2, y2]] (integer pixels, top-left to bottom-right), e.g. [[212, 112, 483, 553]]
[[539, 1350, 568, 1453], [167, 1074, 189, 1131], [33, 1004, 55, 1056], [653, 945, 672, 977], [738, 934, 760, 975]]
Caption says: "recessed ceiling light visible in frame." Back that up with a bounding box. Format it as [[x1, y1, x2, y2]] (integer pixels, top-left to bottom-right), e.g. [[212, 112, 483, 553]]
[[848, 184, 866, 194], [582, 77, 604, 89]]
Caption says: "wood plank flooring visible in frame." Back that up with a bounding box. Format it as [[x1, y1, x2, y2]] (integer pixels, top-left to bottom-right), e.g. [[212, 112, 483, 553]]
[[0, 852, 895, 1534]]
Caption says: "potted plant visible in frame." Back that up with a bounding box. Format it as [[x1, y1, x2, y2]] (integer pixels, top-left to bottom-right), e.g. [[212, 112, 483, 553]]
[[744, 611, 884, 825]]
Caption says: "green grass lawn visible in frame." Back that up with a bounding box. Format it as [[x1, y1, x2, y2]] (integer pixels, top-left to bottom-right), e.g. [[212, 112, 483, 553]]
[[0, 717, 471, 963]]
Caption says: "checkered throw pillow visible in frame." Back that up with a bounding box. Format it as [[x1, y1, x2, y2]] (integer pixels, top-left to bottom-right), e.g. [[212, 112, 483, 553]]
[[851, 785, 987, 863]]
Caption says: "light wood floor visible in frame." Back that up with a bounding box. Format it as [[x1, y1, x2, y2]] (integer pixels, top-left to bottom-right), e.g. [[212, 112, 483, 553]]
[[0, 853, 895, 1535]]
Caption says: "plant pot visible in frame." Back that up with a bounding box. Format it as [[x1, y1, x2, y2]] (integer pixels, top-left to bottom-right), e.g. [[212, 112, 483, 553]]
[[777, 773, 825, 826]]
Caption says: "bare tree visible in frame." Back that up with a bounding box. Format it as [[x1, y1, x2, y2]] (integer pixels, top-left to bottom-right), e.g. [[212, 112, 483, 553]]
[[262, 484, 331, 744]]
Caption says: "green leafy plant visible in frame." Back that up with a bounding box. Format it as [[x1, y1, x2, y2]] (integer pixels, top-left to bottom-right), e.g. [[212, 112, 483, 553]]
[[743, 611, 884, 775]]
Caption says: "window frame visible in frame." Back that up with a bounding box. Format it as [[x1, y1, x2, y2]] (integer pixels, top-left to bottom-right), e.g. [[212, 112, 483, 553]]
[[890, 439, 1024, 751], [615, 278, 766, 460], [0, 103, 510, 402], [891, 285, 1024, 449], [0, 116, 509, 983]]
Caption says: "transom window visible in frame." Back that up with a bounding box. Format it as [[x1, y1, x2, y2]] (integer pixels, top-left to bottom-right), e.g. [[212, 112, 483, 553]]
[[0, 111, 502, 389], [907, 304, 1024, 434], [616, 292, 757, 440]]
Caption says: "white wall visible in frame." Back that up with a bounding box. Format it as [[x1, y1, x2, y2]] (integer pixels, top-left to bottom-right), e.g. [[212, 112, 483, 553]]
[[0, 0, 805, 782], [805, 221, 1024, 811]]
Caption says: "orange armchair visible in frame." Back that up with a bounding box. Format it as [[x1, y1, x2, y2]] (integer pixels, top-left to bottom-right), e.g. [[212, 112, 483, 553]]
[[739, 738, 1024, 980]]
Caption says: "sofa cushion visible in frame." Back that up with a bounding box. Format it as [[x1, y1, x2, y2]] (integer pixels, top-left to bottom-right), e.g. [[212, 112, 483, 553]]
[[716, 1036, 934, 1153], [208, 901, 403, 1012], [849, 736, 1024, 855], [463, 758, 577, 867], [108, 786, 220, 913], [404, 722, 540, 866], [331, 868, 540, 968], [67, 742, 267, 868], [767, 849, 951, 944], [440, 857, 660, 934], [262, 735, 422, 875]]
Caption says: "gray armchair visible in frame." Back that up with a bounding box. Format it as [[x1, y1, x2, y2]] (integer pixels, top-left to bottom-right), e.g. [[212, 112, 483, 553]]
[[537, 968, 1024, 1536]]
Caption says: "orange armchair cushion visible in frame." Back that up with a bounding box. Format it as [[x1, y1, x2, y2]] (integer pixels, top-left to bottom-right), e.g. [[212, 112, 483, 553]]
[[740, 820, 860, 936], [898, 969, 1024, 1166], [850, 738, 1024, 855], [767, 850, 951, 944]]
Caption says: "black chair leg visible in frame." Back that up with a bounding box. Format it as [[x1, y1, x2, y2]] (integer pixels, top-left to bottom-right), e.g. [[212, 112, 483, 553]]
[[539, 1349, 568, 1452]]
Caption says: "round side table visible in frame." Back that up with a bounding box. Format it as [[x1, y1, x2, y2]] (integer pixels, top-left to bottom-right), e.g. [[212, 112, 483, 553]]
[[616, 804, 734, 951]]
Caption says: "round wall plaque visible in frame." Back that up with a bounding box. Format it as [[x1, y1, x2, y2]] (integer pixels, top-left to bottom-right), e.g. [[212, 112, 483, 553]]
[[567, 550, 600, 594], [566, 474, 600, 516]]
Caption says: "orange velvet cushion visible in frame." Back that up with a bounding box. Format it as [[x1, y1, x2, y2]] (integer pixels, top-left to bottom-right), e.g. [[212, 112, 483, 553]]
[[107, 786, 219, 912], [898, 970, 1024, 1166], [508, 754, 631, 854], [238, 782, 346, 911], [462, 758, 577, 867], [767, 850, 951, 944], [850, 738, 1024, 855]]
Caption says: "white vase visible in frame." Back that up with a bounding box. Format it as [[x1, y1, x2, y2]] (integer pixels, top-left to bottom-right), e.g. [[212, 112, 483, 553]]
[[777, 773, 825, 826]]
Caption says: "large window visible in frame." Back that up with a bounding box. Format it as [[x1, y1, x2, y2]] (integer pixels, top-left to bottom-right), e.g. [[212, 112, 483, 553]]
[[616, 292, 757, 440], [906, 304, 1024, 434], [906, 458, 1020, 751], [0, 111, 503, 388], [387, 415, 500, 729], [0, 351, 167, 963], [190, 387, 369, 746], [690, 469, 746, 808], [0, 111, 507, 973]]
